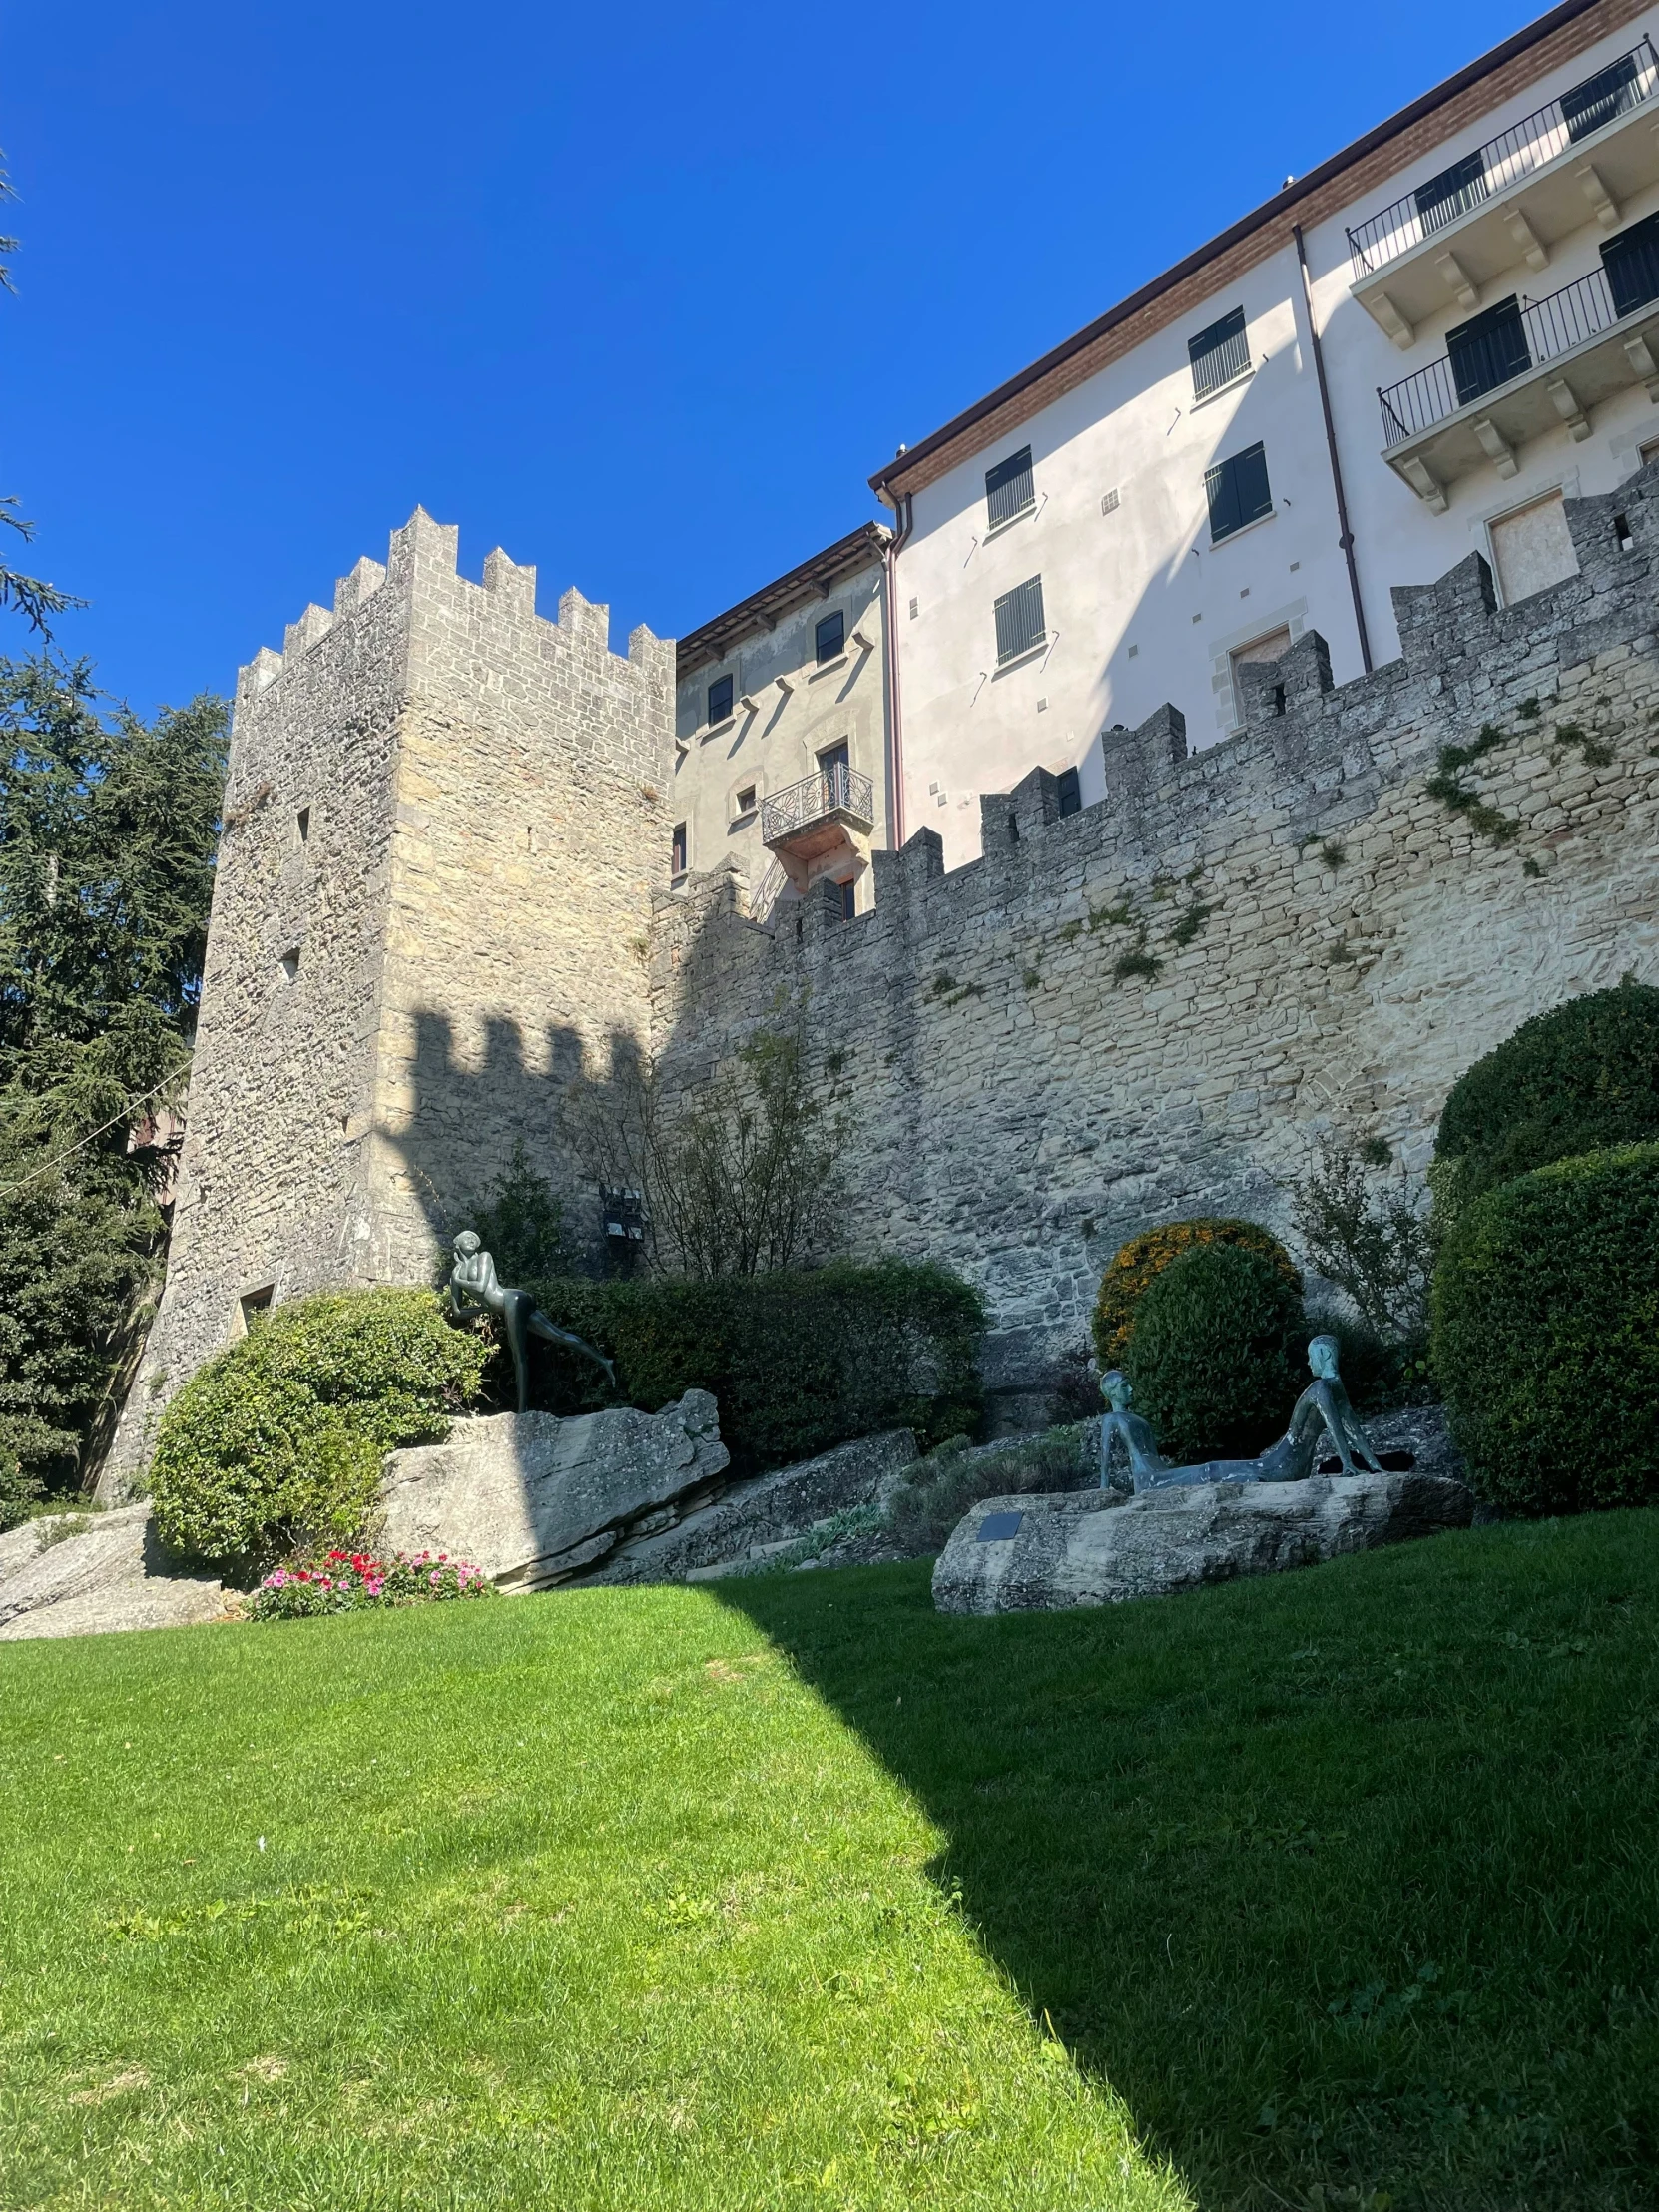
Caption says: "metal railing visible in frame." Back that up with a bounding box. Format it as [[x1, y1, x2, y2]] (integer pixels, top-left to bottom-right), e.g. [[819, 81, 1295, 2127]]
[[1348, 41, 1659, 278], [1377, 263, 1654, 445], [761, 762, 875, 844]]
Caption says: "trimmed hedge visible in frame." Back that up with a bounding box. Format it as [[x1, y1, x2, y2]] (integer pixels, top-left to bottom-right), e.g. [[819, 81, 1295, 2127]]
[[523, 1262, 985, 1475], [1430, 1143, 1659, 1516], [150, 1289, 488, 1570], [1435, 979, 1659, 1209], [1123, 1242, 1305, 1463], [1092, 1217, 1300, 1368]]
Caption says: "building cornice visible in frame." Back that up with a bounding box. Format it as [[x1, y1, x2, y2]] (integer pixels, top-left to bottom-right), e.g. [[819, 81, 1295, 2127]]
[[677, 521, 893, 680], [868, 0, 1648, 504]]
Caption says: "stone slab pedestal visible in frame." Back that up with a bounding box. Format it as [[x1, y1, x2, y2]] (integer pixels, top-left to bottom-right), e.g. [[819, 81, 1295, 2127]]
[[932, 1468, 1475, 1616], [377, 1390, 729, 1590]]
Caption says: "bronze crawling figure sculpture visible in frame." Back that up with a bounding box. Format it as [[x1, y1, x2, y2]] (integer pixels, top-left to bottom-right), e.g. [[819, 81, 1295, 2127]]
[[448, 1229, 616, 1414]]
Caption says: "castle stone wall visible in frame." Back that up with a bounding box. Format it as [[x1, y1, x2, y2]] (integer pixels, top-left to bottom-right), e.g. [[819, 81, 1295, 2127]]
[[649, 472, 1659, 1406]]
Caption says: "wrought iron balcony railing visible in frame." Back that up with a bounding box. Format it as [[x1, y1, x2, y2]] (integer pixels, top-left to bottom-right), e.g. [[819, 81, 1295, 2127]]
[[761, 763, 875, 846], [1378, 261, 1657, 446], [1348, 41, 1659, 279]]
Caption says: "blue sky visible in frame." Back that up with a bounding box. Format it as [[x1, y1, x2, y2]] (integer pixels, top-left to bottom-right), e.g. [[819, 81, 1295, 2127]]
[[5, 0, 1533, 716]]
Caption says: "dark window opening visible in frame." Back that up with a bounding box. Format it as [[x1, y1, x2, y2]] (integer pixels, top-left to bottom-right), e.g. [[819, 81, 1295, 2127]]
[[815, 610, 845, 663], [1189, 306, 1250, 400], [837, 878, 856, 920], [818, 742, 850, 808], [295, 806, 310, 843], [671, 822, 687, 876], [985, 446, 1035, 529], [1414, 149, 1488, 236], [735, 785, 757, 816], [1056, 767, 1081, 817], [239, 1285, 275, 1334], [1602, 208, 1659, 318], [1205, 443, 1273, 543], [279, 946, 300, 982], [1007, 811, 1020, 845], [707, 673, 734, 724], [1272, 683, 1288, 718], [994, 575, 1046, 664], [1446, 295, 1530, 408], [1564, 52, 1643, 142]]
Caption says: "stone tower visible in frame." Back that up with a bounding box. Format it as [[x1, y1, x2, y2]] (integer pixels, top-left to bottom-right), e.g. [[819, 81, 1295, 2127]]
[[103, 509, 675, 1494]]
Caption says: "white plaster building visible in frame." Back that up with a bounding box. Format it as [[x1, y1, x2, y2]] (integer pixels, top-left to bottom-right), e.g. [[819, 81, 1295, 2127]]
[[872, 0, 1659, 868], [671, 523, 891, 917]]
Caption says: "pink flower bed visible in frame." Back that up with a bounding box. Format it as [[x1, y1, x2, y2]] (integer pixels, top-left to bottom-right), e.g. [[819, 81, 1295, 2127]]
[[248, 1548, 494, 1620]]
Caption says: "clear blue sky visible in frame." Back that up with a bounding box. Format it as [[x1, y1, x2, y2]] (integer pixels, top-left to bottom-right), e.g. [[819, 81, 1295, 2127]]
[[5, 0, 1532, 716]]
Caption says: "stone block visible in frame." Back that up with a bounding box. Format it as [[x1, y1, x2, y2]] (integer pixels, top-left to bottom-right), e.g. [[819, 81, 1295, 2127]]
[[377, 1389, 729, 1591], [932, 1468, 1475, 1615], [0, 1507, 230, 1641]]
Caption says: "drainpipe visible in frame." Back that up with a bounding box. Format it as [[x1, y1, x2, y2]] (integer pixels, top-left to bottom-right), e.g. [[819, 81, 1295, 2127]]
[[1294, 222, 1373, 675], [882, 489, 914, 848]]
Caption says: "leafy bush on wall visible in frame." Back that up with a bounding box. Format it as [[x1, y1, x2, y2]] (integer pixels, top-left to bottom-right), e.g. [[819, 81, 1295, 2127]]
[[149, 1289, 488, 1571], [1430, 1143, 1659, 1517]]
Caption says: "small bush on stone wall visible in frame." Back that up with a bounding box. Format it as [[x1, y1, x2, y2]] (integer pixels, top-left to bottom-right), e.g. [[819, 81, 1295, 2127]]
[[1123, 1243, 1305, 1463], [1092, 1218, 1299, 1369], [150, 1289, 488, 1571], [1434, 978, 1659, 1214], [886, 1426, 1090, 1555], [525, 1262, 984, 1476], [1430, 1143, 1659, 1516]]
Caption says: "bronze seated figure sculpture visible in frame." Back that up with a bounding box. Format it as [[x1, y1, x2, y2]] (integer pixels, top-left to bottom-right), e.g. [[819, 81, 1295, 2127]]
[[1101, 1334, 1387, 1495], [448, 1230, 616, 1414]]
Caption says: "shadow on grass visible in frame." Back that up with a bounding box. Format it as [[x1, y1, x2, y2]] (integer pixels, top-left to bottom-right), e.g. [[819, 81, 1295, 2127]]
[[718, 1519, 1659, 2211]]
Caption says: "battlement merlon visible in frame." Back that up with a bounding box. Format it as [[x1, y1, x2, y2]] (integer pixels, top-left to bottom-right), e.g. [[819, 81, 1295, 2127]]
[[232, 506, 678, 709]]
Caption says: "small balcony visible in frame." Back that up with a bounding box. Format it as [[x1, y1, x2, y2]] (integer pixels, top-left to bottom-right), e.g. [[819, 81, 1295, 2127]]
[[1348, 41, 1659, 346], [1378, 262, 1659, 507], [761, 763, 875, 860]]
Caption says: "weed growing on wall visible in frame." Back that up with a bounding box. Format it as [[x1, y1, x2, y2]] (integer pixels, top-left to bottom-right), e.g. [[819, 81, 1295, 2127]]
[[1289, 1134, 1434, 1346]]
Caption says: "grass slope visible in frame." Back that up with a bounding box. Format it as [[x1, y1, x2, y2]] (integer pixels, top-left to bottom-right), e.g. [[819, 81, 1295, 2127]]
[[1, 1514, 1655, 2210]]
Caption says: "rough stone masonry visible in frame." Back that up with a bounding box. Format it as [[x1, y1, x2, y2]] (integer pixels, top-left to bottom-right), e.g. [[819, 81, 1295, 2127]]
[[106, 472, 1659, 1491]]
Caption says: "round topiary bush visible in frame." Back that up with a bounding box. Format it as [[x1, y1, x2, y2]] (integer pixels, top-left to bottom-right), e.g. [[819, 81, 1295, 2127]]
[[1122, 1241, 1305, 1463], [1430, 1142, 1659, 1516], [149, 1288, 489, 1571], [1435, 978, 1659, 1211], [1092, 1217, 1300, 1369]]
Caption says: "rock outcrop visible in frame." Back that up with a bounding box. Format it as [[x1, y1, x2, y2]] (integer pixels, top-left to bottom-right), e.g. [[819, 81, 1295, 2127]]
[[377, 1390, 731, 1590], [0, 1506, 231, 1642], [932, 1468, 1475, 1615]]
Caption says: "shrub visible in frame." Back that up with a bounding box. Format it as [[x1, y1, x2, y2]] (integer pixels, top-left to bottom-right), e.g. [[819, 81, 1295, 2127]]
[[0, 1450, 43, 1534], [523, 1261, 984, 1476], [885, 1426, 1090, 1555], [1123, 1243, 1305, 1463], [150, 1289, 488, 1571], [1430, 1143, 1659, 1516], [1434, 979, 1659, 1212], [1092, 1218, 1299, 1368], [247, 1547, 495, 1620]]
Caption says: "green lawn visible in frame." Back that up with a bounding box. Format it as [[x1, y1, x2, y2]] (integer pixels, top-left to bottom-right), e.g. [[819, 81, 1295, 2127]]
[[2, 1515, 1656, 2211]]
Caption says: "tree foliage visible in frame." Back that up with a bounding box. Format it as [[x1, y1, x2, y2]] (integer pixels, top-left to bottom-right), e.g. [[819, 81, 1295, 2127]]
[[565, 1016, 855, 1278], [1289, 1133, 1435, 1345], [0, 655, 228, 1495]]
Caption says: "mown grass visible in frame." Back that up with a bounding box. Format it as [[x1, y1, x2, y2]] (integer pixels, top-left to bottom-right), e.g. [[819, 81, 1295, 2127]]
[[2, 1512, 1656, 2210]]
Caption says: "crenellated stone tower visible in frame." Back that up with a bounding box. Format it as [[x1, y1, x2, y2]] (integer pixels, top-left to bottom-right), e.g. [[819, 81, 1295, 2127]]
[[103, 509, 675, 1494]]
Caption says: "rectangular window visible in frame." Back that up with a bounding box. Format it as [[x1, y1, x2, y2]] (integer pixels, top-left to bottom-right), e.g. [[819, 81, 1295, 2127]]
[[237, 1285, 275, 1337], [1055, 767, 1081, 817], [1563, 51, 1643, 142], [1414, 149, 1488, 236], [985, 445, 1035, 529], [836, 878, 856, 920], [1488, 492, 1580, 607], [734, 785, 757, 818], [1445, 295, 1529, 409], [818, 741, 850, 808], [1188, 306, 1250, 401], [707, 673, 733, 724], [815, 609, 844, 663], [1602, 209, 1659, 319], [1204, 444, 1273, 543], [671, 822, 687, 876], [994, 575, 1046, 664]]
